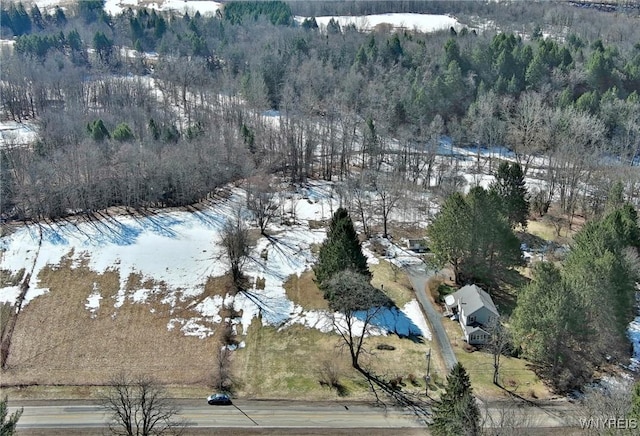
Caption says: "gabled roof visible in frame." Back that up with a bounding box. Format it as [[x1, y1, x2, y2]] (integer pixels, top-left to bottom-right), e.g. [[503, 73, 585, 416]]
[[452, 284, 499, 317]]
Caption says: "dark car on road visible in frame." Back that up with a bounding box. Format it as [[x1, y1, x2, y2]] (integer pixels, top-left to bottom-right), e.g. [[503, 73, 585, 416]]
[[207, 393, 232, 405]]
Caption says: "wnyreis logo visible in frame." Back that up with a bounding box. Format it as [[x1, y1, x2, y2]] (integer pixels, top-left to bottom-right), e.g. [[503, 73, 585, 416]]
[[579, 418, 638, 430]]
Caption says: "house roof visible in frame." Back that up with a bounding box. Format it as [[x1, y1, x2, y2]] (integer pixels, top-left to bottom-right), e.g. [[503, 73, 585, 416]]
[[451, 284, 499, 317], [464, 324, 490, 336]]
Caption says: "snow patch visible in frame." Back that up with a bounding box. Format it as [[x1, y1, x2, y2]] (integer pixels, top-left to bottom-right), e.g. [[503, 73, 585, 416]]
[[85, 282, 102, 317], [297, 13, 462, 34], [103, 0, 222, 16]]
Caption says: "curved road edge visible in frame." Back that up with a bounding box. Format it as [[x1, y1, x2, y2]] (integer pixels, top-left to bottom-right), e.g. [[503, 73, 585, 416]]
[[404, 263, 458, 371]]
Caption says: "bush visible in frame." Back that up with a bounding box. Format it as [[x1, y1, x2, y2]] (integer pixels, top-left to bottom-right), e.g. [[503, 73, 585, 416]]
[[408, 373, 421, 387], [370, 239, 387, 256], [436, 283, 455, 303], [463, 343, 477, 353], [317, 359, 348, 396], [426, 276, 443, 302]]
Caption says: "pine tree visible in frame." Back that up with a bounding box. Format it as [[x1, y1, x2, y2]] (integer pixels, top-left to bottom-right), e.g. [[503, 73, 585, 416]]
[[1, 396, 22, 435], [428, 188, 521, 284], [490, 161, 529, 229], [87, 119, 110, 141], [431, 363, 480, 436], [314, 208, 370, 289]]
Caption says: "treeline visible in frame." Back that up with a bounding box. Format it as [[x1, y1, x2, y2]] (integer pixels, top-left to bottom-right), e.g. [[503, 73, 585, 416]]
[[1, 0, 640, 221], [223, 1, 293, 26], [512, 190, 640, 392]]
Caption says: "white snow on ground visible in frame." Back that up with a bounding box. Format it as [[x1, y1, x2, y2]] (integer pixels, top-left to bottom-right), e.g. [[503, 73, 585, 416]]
[[0, 120, 38, 149], [401, 300, 432, 340], [103, 0, 222, 16], [628, 292, 640, 371], [0, 286, 21, 305], [0, 180, 432, 342], [85, 283, 102, 318], [296, 13, 462, 34]]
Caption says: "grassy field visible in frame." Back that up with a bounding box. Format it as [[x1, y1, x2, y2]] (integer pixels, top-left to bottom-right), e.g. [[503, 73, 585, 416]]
[[1, 246, 434, 403], [440, 316, 552, 400], [370, 260, 414, 307]]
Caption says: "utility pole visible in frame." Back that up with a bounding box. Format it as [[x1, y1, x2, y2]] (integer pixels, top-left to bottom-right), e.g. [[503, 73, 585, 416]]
[[425, 348, 431, 396]]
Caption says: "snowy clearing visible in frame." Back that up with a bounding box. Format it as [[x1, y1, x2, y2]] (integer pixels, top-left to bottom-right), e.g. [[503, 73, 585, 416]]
[[0, 120, 38, 149], [295, 13, 462, 34], [0, 180, 432, 341], [106, 0, 222, 16]]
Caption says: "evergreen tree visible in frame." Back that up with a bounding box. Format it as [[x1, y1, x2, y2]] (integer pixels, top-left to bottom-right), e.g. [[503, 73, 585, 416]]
[[605, 180, 625, 213], [93, 31, 114, 64], [53, 6, 67, 27], [87, 119, 110, 141], [112, 123, 134, 142], [314, 208, 370, 288], [301, 17, 318, 30], [431, 363, 480, 436], [0, 396, 23, 435], [490, 161, 529, 229], [629, 381, 640, 422], [428, 188, 522, 285], [511, 262, 582, 388], [30, 5, 44, 30], [428, 192, 471, 284]]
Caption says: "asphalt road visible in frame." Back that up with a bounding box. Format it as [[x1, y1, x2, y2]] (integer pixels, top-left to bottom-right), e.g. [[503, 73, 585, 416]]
[[11, 400, 423, 431], [404, 263, 458, 371], [8, 398, 580, 434]]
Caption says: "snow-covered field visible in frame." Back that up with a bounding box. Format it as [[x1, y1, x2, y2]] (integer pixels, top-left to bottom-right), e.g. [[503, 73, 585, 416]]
[[103, 0, 222, 16], [26, 0, 223, 16], [0, 180, 431, 341], [295, 13, 462, 34]]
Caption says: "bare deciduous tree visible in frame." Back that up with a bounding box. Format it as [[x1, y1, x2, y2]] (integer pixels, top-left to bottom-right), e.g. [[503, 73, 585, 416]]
[[221, 210, 250, 291], [325, 270, 392, 370], [101, 373, 187, 436], [480, 398, 540, 435], [246, 176, 279, 235], [486, 317, 511, 386], [212, 345, 235, 393], [372, 172, 404, 239], [573, 379, 634, 436], [505, 92, 551, 177]]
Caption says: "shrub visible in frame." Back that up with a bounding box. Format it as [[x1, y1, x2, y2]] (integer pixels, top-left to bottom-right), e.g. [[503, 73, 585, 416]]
[[463, 343, 477, 353], [408, 373, 421, 387]]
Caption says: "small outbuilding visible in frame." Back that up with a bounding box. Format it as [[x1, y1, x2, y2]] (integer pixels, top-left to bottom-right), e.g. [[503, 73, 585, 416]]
[[407, 239, 429, 253]]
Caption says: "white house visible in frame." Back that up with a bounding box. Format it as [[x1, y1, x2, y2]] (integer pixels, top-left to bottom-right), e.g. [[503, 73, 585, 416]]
[[445, 284, 499, 345]]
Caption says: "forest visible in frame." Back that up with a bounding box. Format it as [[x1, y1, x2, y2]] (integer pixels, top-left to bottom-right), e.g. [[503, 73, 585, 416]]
[[1, 0, 639, 223], [1, 0, 640, 398]]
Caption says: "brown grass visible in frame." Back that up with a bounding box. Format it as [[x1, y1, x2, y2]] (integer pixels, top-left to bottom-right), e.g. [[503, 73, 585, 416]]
[[283, 270, 328, 311], [0, 268, 26, 287], [440, 316, 551, 400], [370, 261, 414, 307], [235, 318, 431, 400], [1, 241, 435, 403], [2, 254, 222, 387]]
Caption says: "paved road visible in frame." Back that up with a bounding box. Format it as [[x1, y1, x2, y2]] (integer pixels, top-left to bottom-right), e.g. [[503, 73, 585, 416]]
[[8, 398, 578, 433], [404, 263, 458, 371], [11, 400, 423, 430]]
